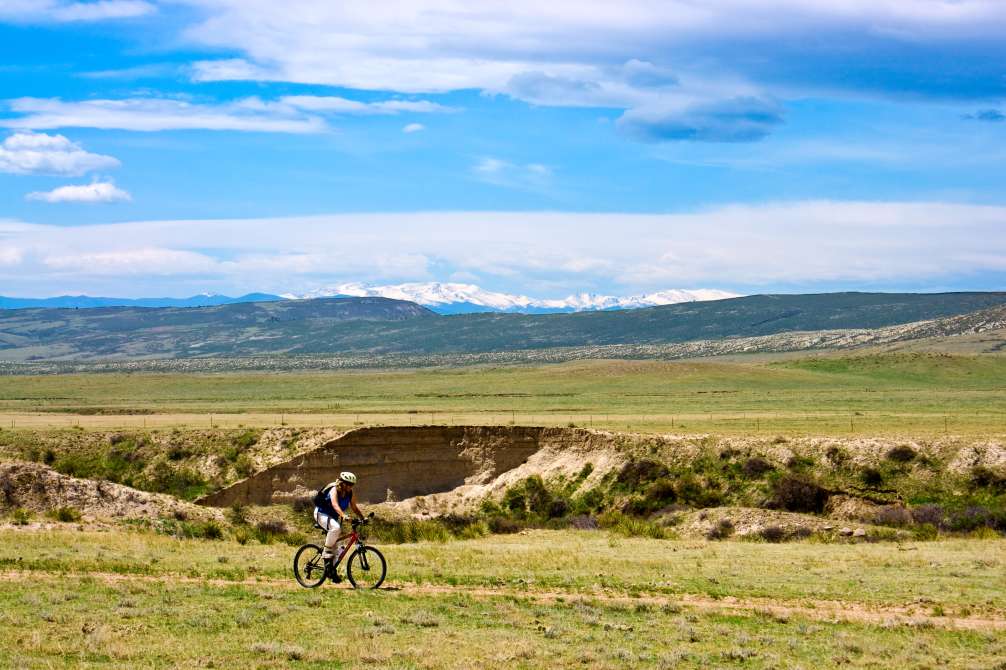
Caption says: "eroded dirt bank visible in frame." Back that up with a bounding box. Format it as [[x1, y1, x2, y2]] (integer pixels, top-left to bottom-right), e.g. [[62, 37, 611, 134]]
[[197, 426, 623, 508]]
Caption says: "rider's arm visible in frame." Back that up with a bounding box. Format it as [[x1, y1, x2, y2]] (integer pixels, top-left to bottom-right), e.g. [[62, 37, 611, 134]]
[[330, 488, 350, 522], [350, 491, 364, 518]]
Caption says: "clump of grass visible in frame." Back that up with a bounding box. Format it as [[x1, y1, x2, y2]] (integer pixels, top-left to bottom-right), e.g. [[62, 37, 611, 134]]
[[47, 506, 82, 523], [706, 518, 735, 540], [886, 445, 918, 463], [765, 475, 830, 513], [598, 510, 670, 539]]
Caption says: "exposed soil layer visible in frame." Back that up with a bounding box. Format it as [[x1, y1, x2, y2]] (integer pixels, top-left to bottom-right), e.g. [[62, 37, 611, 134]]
[[197, 426, 620, 508]]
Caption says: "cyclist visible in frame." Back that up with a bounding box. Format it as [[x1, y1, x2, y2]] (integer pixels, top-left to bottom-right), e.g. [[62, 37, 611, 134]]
[[314, 471, 364, 563]]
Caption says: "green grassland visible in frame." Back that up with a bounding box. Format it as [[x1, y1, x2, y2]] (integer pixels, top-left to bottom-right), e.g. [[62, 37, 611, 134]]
[[1, 528, 1003, 669], [1, 352, 1004, 435]]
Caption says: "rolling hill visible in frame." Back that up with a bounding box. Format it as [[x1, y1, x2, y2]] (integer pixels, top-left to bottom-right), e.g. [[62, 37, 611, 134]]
[[1, 291, 1005, 362]]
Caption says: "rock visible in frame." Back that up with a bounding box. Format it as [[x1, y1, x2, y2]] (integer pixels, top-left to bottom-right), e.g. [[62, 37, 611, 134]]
[[839, 527, 853, 536], [852, 528, 867, 537], [822, 524, 835, 531]]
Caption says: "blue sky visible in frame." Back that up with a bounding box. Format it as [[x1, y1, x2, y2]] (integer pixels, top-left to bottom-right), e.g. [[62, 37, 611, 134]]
[[1, 1, 1005, 299]]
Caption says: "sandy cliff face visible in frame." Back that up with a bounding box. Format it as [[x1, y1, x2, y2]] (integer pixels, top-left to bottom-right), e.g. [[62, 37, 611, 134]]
[[197, 426, 553, 507]]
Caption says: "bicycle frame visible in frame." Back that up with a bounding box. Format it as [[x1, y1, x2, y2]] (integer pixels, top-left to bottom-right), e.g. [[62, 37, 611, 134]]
[[331, 528, 361, 568]]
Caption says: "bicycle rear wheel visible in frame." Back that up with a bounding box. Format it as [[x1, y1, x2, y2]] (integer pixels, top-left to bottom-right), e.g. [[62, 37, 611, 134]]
[[293, 544, 327, 588], [346, 546, 386, 589]]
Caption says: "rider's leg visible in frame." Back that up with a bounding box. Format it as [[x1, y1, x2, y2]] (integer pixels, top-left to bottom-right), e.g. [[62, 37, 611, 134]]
[[313, 508, 342, 560]]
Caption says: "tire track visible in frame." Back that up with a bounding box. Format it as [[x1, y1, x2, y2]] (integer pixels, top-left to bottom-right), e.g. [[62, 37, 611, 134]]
[[1, 569, 1002, 631]]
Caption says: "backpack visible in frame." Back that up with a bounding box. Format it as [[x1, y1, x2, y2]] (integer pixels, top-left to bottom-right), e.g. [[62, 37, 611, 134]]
[[312, 483, 335, 509]]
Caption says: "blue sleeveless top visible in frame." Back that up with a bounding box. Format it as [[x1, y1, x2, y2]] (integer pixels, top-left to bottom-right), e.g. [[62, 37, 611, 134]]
[[318, 485, 352, 517]]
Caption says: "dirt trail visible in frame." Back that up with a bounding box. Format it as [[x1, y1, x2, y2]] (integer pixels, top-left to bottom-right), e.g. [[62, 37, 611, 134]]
[[1, 569, 1001, 632]]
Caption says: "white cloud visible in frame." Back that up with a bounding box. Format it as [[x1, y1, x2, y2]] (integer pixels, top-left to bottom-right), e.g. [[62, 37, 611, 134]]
[[43, 248, 216, 275], [27, 181, 132, 204], [4, 201, 1005, 295], [279, 96, 455, 115], [0, 247, 23, 266], [0, 0, 155, 23], [402, 123, 425, 133], [0, 132, 120, 176], [473, 157, 553, 189], [169, 1, 1006, 142], [1, 97, 327, 134]]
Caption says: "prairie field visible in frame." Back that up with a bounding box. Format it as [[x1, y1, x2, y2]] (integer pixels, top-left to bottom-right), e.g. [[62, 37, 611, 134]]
[[0, 528, 1004, 669], [1, 353, 1004, 435], [2, 351, 1005, 668]]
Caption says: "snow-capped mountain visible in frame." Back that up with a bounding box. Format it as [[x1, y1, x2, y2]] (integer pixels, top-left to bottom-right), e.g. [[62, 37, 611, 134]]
[[285, 283, 739, 314]]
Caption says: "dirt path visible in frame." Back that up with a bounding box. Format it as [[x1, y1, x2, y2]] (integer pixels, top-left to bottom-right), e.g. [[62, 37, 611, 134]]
[[1, 569, 1002, 632]]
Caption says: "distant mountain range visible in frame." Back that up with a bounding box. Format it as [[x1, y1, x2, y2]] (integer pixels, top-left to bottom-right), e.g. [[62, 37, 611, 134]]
[[287, 282, 740, 314], [0, 293, 283, 310], [2, 291, 1004, 362], [0, 283, 737, 314]]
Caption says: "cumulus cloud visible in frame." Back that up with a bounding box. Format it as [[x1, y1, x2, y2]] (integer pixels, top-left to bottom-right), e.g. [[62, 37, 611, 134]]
[[27, 181, 132, 203], [402, 123, 425, 133], [0, 132, 120, 176], [0, 0, 155, 23], [4, 201, 1005, 295], [1, 97, 327, 133]]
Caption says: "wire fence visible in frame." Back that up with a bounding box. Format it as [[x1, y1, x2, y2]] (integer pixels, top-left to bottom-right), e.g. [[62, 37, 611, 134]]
[[3, 410, 1004, 435]]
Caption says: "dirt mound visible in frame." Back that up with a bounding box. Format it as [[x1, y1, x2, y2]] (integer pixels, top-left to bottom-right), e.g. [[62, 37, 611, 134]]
[[0, 461, 221, 522], [673, 506, 849, 539]]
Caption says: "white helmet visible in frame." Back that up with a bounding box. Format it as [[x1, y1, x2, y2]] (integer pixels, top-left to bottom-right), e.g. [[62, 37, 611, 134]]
[[339, 471, 357, 485]]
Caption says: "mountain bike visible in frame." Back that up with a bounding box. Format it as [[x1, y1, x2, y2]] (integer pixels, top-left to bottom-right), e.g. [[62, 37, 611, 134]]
[[293, 513, 387, 589]]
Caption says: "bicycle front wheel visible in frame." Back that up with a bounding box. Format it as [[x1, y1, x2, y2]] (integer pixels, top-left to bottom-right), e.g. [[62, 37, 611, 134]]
[[293, 544, 327, 588], [346, 546, 386, 589]]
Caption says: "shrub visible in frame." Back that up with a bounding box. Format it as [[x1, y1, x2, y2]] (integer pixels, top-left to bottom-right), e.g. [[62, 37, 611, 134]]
[[256, 519, 288, 536], [911, 504, 944, 527], [523, 476, 553, 511], [232, 430, 259, 450], [860, 467, 884, 487], [785, 455, 815, 471], [567, 514, 598, 530], [943, 506, 1006, 533], [546, 498, 570, 519], [11, 508, 32, 525], [872, 505, 913, 527], [166, 444, 193, 461], [502, 490, 527, 514], [886, 445, 917, 463], [616, 459, 669, 489], [742, 457, 774, 478], [199, 521, 225, 540], [48, 506, 82, 523], [706, 519, 735, 540], [598, 510, 668, 539], [234, 454, 255, 478], [970, 466, 1006, 493], [487, 515, 523, 534], [227, 503, 249, 525], [766, 476, 830, 513], [759, 526, 787, 543], [570, 488, 605, 515], [825, 446, 849, 466]]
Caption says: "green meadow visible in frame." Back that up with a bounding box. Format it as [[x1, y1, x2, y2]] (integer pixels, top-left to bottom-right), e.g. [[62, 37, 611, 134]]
[[1, 352, 1003, 435]]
